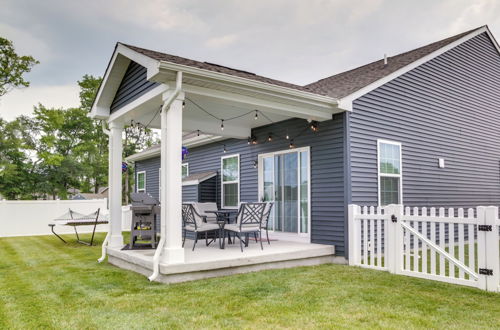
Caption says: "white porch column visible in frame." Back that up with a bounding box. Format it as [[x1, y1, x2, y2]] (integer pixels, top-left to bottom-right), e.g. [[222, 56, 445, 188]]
[[160, 91, 185, 264], [108, 121, 124, 248]]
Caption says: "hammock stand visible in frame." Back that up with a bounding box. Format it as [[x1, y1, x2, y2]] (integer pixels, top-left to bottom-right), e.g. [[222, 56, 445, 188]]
[[49, 208, 108, 246]]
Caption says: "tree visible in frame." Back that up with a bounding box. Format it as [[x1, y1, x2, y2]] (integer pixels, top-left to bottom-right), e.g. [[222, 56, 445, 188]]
[[0, 37, 39, 98]]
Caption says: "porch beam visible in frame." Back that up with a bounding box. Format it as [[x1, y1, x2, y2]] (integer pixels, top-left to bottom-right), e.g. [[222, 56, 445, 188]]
[[160, 91, 185, 264], [181, 84, 335, 121], [108, 121, 124, 248]]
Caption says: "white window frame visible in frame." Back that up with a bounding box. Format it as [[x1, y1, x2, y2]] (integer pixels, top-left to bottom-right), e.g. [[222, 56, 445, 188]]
[[221, 154, 240, 209], [158, 168, 161, 200], [182, 163, 189, 178], [136, 171, 146, 193], [257, 146, 311, 242], [377, 139, 403, 206]]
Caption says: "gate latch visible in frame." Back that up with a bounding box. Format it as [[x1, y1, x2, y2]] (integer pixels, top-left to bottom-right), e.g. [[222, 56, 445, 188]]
[[479, 268, 493, 276], [391, 215, 397, 223], [478, 225, 492, 232]]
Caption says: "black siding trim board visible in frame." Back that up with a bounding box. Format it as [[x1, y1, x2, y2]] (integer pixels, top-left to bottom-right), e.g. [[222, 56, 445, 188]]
[[135, 117, 347, 255]]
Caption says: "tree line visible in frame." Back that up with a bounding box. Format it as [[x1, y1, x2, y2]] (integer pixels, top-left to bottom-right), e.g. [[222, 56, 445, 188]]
[[0, 37, 157, 200]]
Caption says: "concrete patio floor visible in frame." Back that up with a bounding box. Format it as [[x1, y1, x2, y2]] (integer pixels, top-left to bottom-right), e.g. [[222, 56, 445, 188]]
[[106, 238, 339, 283]]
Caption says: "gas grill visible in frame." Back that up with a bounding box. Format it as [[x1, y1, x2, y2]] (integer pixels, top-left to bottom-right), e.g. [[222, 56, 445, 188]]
[[130, 192, 159, 249]]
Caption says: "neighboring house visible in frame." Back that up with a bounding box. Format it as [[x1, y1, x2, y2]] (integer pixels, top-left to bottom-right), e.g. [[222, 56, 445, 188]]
[[92, 25, 500, 260]]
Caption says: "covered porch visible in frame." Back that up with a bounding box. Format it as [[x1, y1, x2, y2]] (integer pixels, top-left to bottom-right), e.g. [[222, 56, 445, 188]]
[[91, 43, 344, 282]]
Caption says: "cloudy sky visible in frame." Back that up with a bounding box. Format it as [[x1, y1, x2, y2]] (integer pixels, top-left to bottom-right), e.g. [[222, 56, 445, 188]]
[[1, 0, 499, 120]]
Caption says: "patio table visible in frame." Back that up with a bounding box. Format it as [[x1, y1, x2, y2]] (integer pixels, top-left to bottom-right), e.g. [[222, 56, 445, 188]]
[[205, 209, 239, 249]]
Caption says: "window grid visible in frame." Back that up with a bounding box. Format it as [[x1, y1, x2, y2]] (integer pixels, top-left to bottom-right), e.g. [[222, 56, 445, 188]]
[[377, 140, 402, 206]]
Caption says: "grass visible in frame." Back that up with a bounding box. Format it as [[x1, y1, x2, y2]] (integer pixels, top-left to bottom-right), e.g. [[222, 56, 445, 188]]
[[1, 234, 499, 329]]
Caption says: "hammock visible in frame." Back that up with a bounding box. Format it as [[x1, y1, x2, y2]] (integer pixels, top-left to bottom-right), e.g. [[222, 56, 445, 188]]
[[53, 209, 108, 225], [50, 208, 108, 246]]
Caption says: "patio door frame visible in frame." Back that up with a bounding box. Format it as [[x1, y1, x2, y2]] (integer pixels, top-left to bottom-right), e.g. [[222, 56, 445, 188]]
[[257, 146, 311, 243]]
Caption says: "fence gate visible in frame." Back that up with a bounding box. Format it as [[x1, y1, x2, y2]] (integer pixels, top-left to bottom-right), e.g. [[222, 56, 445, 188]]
[[348, 204, 500, 292]]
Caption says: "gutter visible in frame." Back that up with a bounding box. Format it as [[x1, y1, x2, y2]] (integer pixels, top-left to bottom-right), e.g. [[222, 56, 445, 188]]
[[98, 121, 111, 263], [148, 71, 183, 282]]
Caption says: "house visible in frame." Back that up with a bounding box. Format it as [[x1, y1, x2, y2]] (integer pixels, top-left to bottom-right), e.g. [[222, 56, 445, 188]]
[[91, 25, 500, 282]]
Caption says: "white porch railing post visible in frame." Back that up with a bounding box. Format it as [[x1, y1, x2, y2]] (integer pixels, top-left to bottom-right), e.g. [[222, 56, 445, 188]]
[[386, 204, 404, 274], [160, 90, 185, 264], [484, 206, 499, 292], [348, 204, 361, 266], [108, 121, 124, 248]]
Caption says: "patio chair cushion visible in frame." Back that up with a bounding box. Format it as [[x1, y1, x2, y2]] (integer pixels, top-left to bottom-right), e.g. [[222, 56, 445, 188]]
[[184, 223, 219, 232], [193, 202, 218, 223], [224, 223, 260, 233]]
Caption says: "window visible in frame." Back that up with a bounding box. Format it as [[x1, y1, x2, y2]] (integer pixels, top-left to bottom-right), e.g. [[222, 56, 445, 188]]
[[221, 154, 240, 208], [378, 140, 402, 206], [136, 171, 146, 193], [182, 163, 189, 178]]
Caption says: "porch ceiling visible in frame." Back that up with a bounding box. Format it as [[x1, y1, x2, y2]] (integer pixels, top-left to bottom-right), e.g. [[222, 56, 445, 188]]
[[110, 86, 321, 139]]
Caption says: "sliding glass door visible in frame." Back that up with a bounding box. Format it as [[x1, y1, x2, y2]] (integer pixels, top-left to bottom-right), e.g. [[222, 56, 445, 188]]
[[259, 147, 310, 238]]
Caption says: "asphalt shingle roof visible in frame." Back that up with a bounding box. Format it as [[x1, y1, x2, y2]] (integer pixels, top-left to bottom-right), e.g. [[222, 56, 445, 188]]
[[122, 43, 313, 94], [304, 27, 484, 98], [122, 26, 483, 101]]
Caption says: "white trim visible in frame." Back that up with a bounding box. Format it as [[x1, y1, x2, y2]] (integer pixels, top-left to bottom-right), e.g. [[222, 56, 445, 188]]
[[257, 146, 311, 242], [182, 163, 189, 178], [221, 154, 240, 209], [136, 171, 146, 193], [159, 61, 338, 106], [377, 139, 403, 206], [182, 172, 217, 186], [337, 26, 493, 111]]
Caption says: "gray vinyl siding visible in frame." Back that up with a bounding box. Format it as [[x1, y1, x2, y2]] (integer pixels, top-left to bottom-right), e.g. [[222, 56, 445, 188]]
[[135, 117, 346, 255], [135, 157, 160, 198], [182, 185, 199, 202], [349, 32, 500, 209], [110, 61, 159, 113]]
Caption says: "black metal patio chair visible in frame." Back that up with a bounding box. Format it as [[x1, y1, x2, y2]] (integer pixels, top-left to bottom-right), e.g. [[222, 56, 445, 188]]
[[260, 202, 274, 244], [182, 203, 220, 251], [224, 202, 266, 252]]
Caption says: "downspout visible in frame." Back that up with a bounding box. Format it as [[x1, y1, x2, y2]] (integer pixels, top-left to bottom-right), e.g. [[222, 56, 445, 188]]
[[98, 121, 111, 263], [149, 71, 183, 281]]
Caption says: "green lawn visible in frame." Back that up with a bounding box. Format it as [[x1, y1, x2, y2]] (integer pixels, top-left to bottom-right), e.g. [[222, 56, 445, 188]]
[[1, 234, 499, 329]]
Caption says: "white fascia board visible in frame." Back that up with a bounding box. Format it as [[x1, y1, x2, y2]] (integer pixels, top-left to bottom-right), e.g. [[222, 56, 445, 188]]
[[158, 61, 339, 107], [337, 26, 490, 112], [125, 146, 161, 162]]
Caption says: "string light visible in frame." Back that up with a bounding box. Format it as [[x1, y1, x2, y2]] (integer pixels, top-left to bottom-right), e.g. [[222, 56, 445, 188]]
[[197, 130, 200, 137], [254, 110, 258, 120], [182, 101, 186, 109], [221, 120, 224, 131], [268, 133, 273, 142], [253, 159, 258, 168], [289, 139, 295, 149], [223, 144, 227, 153], [310, 121, 319, 132]]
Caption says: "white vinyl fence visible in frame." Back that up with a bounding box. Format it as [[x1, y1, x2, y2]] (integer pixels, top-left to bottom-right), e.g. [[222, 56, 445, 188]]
[[0, 199, 110, 237], [349, 204, 500, 292]]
